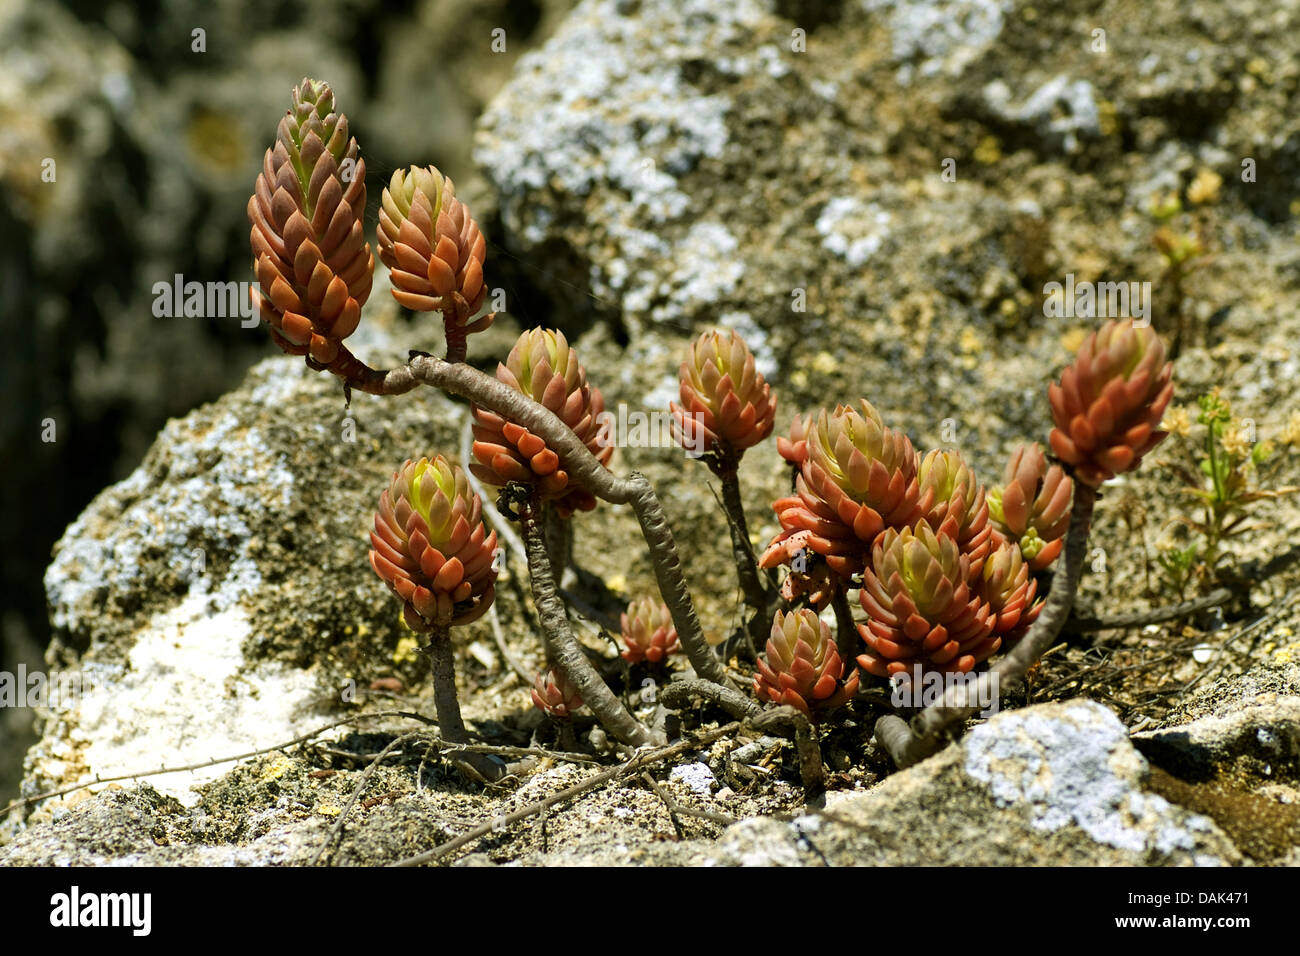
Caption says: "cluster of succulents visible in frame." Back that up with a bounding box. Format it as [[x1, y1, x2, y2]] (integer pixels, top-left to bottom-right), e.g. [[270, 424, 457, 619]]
[[248, 81, 1177, 777], [754, 318, 1171, 685]]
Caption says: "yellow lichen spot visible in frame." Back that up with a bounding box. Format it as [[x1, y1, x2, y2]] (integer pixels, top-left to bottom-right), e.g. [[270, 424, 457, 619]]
[[811, 351, 838, 374], [1187, 168, 1222, 206], [789, 369, 809, 388], [1061, 328, 1088, 353], [974, 135, 1002, 164], [259, 755, 292, 782], [317, 804, 342, 817], [355, 622, 368, 639], [999, 298, 1018, 319], [959, 328, 982, 354], [1245, 57, 1271, 79], [1098, 100, 1119, 138], [606, 573, 628, 593], [1290, 198, 1300, 218], [1273, 639, 1300, 665], [393, 634, 421, 665]]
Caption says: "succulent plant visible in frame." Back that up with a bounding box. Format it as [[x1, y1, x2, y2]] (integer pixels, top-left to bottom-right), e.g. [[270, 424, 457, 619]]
[[670, 329, 776, 457], [247, 79, 373, 367], [762, 400, 922, 577], [531, 667, 584, 719], [377, 165, 492, 356], [619, 596, 682, 664], [776, 412, 811, 468], [1049, 320, 1175, 487], [917, 449, 994, 580], [369, 456, 498, 630], [987, 442, 1073, 571], [978, 537, 1041, 640], [471, 328, 613, 516], [857, 522, 998, 678], [754, 608, 859, 717]]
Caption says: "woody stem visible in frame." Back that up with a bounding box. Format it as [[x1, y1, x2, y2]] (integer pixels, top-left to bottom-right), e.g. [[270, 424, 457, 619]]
[[427, 627, 506, 782], [519, 494, 658, 748], [336, 354, 734, 689]]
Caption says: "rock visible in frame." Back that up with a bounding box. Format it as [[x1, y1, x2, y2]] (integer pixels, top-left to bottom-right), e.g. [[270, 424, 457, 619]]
[[1134, 663, 1300, 783], [702, 701, 1242, 866], [13, 304, 512, 809]]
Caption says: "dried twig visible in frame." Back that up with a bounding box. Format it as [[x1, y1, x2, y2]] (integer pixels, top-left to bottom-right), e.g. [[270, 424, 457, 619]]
[[1070, 587, 1232, 633], [391, 722, 743, 866], [0, 710, 441, 818], [314, 732, 425, 865]]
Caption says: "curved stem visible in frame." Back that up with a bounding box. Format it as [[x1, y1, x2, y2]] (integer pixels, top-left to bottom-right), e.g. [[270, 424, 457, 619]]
[[541, 503, 571, 584], [875, 486, 1098, 768], [658, 682, 823, 792], [624, 474, 734, 687], [520, 497, 657, 747], [660, 678, 760, 722], [711, 456, 768, 612]]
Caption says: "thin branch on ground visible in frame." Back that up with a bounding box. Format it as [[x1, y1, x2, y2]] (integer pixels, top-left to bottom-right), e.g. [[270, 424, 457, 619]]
[[641, 771, 684, 839], [0, 710, 442, 818], [391, 722, 743, 866], [1070, 587, 1232, 633], [488, 601, 535, 684], [314, 732, 425, 866]]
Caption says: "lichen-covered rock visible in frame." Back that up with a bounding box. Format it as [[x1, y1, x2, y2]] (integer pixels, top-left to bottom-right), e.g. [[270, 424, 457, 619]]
[[1135, 663, 1300, 784], [15, 313, 519, 810]]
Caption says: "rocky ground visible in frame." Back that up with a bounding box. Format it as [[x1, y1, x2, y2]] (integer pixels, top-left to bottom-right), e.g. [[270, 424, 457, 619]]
[[5, 0, 1300, 864]]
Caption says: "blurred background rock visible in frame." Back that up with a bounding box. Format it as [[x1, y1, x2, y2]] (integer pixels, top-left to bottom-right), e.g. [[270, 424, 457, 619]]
[[0, 0, 573, 801]]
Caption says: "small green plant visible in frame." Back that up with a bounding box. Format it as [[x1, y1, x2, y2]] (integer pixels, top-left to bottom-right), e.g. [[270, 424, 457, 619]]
[[1155, 391, 1300, 595]]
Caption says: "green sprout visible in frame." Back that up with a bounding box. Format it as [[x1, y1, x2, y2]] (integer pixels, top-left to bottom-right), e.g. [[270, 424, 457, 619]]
[[1156, 391, 1300, 595]]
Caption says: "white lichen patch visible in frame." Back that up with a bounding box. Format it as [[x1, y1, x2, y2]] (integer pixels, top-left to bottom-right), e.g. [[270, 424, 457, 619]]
[[861, 0, 1012, 82], [64, 592, 322, 806], [816, 197, 893, 267], [34, 359, 329, 805], [477, 0, 774, 324], [982, 76, 1101, 154], [669, 761, 717, 796], [963, 701, 1226, 859]]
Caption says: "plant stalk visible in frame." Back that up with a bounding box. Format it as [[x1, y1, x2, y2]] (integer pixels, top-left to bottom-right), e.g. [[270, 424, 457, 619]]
[[519, 496, 657, 747], [427, 629, 507, 782]]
